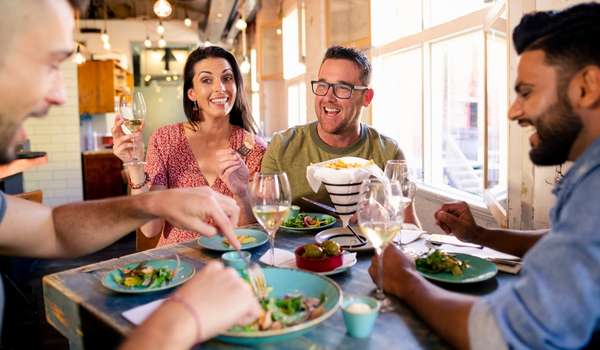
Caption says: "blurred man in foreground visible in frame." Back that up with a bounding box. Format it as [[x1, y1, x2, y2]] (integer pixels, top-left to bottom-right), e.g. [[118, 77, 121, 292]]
[[0, 0, 260, 348], [372, 4, 600, 349]]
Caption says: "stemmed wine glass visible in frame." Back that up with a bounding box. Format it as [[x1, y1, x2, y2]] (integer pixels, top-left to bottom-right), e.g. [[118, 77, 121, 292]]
[[357, 178, 396, 312], [384, 160, 416, 247], [120, 91, 146, 166], [249, 172, 292, 267]]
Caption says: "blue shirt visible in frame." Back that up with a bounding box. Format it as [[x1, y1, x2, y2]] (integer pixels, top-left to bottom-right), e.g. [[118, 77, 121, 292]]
[[472, 138, 600, 349], [0, 191, 6, 332]]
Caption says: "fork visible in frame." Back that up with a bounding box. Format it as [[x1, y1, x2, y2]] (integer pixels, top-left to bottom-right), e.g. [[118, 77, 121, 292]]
[[239, 251, 269, 300]]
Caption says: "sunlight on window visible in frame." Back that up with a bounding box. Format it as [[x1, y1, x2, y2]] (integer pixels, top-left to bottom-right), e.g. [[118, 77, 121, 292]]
[[287, 82, 306, 127], [431, 32, 484, 194], [371, 1, 421, 47], [282, 8, 306, 79], [372, 48, 423, 178], [427, 0, 492, 27], [487, 32, 508, 191]]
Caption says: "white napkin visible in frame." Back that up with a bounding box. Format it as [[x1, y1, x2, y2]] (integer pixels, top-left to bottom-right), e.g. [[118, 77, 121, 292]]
[[306, 157, 385, 193], [122, 298, 165, 326]]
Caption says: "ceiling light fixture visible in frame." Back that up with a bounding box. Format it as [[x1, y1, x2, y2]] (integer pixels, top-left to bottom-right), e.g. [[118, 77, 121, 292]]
[[184, 10, 192, 27], [103, 41, 111, 51], [101, 29, 110, 43], [235, 18, 247, 31], [73, 44, 86, 65], [158, 36, 166, 48], [240, 57, 250, 74], [144, 36, 152, 48], [157, 21, 165, 35], [153, 0, 172, 18]]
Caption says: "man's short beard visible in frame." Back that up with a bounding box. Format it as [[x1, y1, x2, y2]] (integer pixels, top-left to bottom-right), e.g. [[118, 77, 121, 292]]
[[0, 114, 20, 165], [529, 91, 582, 166]]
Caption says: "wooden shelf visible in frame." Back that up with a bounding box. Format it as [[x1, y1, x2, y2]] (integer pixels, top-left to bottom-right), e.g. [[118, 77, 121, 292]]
[[78, 60, 133, 115]]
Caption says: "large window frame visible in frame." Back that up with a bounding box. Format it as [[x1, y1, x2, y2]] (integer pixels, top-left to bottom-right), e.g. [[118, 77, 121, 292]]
[[371, 0, 508, 204], [282, 1, 308, 127]]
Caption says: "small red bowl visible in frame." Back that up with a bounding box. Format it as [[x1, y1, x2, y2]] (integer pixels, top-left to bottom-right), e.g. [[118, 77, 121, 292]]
[[295, 244, 343, 272]]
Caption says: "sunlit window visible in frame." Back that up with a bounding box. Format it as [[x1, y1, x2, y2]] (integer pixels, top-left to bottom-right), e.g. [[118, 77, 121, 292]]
[[282, 8, 305, 80], [370, 0, 508, 198], [287, 82, 307, 127]]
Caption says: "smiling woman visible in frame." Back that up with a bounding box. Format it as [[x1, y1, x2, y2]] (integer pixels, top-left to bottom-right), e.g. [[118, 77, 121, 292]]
[[112, 46, 267, 248]]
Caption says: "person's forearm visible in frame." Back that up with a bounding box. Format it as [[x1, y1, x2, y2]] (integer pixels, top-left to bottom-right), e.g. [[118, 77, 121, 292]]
[[120, 301, 197, 350], [471, 227, 547, 257], [234, 191, 256, 226], [51, 193, 158, 258], [399, 272, 474, 350]]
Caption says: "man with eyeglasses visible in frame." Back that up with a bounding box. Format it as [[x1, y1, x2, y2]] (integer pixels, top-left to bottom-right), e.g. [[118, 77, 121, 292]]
[[262, 46, 420, 226]]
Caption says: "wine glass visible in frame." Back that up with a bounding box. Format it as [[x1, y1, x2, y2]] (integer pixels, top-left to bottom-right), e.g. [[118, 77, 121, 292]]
[[384, 160, 416, 247], [357, 177, 396, 312], [120, 91, 146, 166], [249, 172, 292, 267]]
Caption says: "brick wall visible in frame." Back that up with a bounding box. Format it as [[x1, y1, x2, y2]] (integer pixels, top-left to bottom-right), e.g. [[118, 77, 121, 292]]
[[23, 62, 83, 206]]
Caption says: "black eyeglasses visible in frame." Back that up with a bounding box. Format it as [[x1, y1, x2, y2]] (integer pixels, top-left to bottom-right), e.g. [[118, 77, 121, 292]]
[[310, 80, 368, 99]]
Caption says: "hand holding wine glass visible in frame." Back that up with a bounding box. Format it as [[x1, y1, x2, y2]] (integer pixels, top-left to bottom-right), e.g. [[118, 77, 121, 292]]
[[249, 172, 292, 267], [119, 91, 146, 166]]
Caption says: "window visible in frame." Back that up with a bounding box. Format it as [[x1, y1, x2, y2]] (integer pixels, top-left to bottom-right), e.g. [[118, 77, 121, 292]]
[[370, 0, 507, 198], [287, 81, 307, 127], [282, 8, 305, 80]]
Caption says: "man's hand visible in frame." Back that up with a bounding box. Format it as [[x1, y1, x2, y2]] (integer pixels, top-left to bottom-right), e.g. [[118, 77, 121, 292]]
[[368, 245, 418, 299], [150, 187, 241, 249], [434, 201, 481, 242], [173, 261, 262, 342], [215, 149, 250, 197]]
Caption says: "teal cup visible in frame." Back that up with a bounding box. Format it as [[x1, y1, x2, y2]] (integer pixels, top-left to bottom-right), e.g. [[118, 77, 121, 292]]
[[222, 251, 250, 276], [286, 205, 300, 219], [341, 295, 380, 338]]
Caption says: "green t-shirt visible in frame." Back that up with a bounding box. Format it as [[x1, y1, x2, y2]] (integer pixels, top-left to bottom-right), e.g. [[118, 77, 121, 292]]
[[261, 122, 404, 210]]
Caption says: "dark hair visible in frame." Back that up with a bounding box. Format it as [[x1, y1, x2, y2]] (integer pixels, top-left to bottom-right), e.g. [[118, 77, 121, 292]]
[[321, 46, 372, 85], [182, 46, 257, 133], [513, 3, 600, 78]]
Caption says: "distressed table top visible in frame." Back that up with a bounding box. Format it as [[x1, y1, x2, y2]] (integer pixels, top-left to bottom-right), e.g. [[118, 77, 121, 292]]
[[43, 227, 515, 350]]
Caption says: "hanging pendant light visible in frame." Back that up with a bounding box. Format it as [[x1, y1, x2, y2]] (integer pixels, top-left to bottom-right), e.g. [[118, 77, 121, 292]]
[[157, 21, 165, 35], [184, 10, 192, 27], [144, 36, 152, 48], [158, 36, 167, 48], [153, 0, 172, 18], [73, 44, 86, 65], [240, 57, 250, 74]]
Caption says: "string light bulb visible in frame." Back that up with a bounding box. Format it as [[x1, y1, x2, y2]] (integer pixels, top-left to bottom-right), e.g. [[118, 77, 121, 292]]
[[157, 21, 165, 35], [235, 18, 247, 31], [73, 44, 86, 65], [103, 41, 111, 50], [240, 57, 250, 74], [144, 36, 152, 48], [184, 10, 192, 27], [153, 0, 172, 18], [158, 36, 166, 48], [101, 29, 109, 42]]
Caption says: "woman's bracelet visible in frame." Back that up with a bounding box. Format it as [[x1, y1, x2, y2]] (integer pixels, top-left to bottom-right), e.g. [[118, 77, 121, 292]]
[[128, 171, 150, 190], [166, 294, 203, 343]]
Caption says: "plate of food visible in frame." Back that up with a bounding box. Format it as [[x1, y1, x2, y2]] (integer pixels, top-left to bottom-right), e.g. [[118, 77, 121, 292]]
[[101, 258, 195, 294], [218, 267, 342, 345], [280, 212, 337, 232], [415, 250, 498, 284], [197, 228, 269, 251]]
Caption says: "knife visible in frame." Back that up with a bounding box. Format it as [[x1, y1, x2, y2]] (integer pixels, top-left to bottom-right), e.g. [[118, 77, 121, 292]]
[[301, 196, 338, 214]]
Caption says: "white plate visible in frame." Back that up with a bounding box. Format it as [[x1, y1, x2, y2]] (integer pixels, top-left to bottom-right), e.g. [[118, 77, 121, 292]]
[[316, 226, 426, 252], [259, 248, 357, 275], [315, 227, 372, 252]]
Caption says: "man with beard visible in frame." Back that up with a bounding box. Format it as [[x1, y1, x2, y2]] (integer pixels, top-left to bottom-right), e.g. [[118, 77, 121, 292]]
[[0, 0, 261, 348], [261, 46, 420, 226], [370, 3, 600, 349]]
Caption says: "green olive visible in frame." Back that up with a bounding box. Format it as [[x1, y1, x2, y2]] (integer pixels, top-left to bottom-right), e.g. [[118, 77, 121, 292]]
[[322, 240, 341, 256], [302, 244, 324, 259]]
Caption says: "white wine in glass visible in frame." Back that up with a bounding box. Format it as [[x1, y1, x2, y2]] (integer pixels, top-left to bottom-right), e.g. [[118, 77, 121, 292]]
[[357, 177, 396, 312], [249, 172, 292, 267], [120, 91, 146, 166]]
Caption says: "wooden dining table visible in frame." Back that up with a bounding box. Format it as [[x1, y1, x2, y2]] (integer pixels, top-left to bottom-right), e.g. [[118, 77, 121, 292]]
[[43, 226, 516, 350]]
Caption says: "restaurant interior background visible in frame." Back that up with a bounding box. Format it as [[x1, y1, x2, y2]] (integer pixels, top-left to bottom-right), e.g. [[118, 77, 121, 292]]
[[13, 0, 587, 238]]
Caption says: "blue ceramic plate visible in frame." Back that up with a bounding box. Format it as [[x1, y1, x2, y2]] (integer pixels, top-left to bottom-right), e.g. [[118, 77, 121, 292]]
[[197, 228, 269, 251], [218, 267, 342, 345], [416, 253, 498, 284], [101, 259, 195, 294], [280, 213, 337, 232]]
